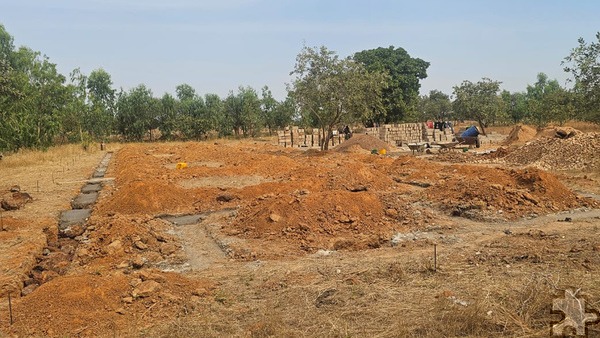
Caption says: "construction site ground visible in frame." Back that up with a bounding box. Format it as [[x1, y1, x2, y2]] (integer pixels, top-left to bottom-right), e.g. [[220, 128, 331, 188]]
[[1, 124, 600, 337]]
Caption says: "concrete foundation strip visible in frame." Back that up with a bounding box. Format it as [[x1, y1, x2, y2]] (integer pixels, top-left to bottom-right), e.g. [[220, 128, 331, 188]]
[[58, 152, 113, 238]]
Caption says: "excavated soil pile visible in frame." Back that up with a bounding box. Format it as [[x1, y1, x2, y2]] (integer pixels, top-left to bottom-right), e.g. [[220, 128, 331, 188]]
[[6, 271, 214, 337], [97, 144, 196, 216], [502, 124, 537, 146], [503, 132, 600, 171], [334, 134, 392, 153], [94, 142, 596, 260], [388, 156, 595, 221], [228, 190, 389, 254], [225, 152, 436, 257], [73, 214, 184, 270]]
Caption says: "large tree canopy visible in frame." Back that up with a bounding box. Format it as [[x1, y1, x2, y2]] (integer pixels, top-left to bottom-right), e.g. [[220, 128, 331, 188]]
[[452, 78, 503, 135], [353, 46, 429, 124], [563, 32, 600, 122], [290, 45, 386, 150]]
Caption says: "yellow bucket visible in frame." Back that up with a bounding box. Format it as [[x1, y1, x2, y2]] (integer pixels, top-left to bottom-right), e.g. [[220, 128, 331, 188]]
[[176, 162, 188, 169], [378, 148, 387, 155]]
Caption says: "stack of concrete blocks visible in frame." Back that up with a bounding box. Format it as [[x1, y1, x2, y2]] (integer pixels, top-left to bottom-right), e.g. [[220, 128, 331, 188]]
[[365, 123, 428, 146], [425, 124, 455, 143], [277, 128, 292, 147]]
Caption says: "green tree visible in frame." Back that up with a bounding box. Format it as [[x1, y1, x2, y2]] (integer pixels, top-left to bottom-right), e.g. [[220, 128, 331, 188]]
[[85, 68, 115, 139], [290, 45, 386, 150], [175, 83, 196, 102], [419, 90, 452, 121], [544, 88, 575, 126], [500, 90, 527, 124], [260, 86, 278, 134], [452, 78, 503, 135], [525, 73, 561, 127], [272, 95, 296, 129], [6, 46, 69, 149], [116, 84, 157, 141], [0, 24, 15, 65], [224, 86, 262, 137], [353, 46, 429, 124], [563, 32, 600, 122], [179, 95, 211, 139], [158, 93, 177, 139], [204, 93, 228, 136], [57, 68, 87, 143]]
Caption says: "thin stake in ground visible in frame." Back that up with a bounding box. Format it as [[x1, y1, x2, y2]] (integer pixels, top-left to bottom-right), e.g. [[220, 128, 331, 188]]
[[434, 243, 437, 272], [8, 292, 13, 325]]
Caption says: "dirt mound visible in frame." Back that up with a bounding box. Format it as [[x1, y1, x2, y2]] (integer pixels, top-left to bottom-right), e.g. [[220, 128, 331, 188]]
[[388, 156, 595, 221], [227, 190, 387, 254], [502, 125, 537, 145], [504, 132, 600, 170], [97, 179, 194, 215], [6, 271, 214, 337], [536, 126, 580, 139], [334, 134, 391, 153], [73, 214, 183, 270]]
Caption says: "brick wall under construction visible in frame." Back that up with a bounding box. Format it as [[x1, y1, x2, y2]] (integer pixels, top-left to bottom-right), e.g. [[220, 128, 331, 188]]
[[277, 127, 345, 148], [365, 123, 455, 145]]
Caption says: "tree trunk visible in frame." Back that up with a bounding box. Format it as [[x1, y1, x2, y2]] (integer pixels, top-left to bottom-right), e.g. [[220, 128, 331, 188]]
[[320, 127, 327, 151], [477, 119, 487, 136]]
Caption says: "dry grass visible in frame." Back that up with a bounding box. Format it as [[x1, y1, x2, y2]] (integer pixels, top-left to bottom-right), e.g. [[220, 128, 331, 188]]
[[562, 120, 600, 133], [487, 121, 600, 135], [141, 245, 600, 338], [487, 125, 521, 135], [0, 143, 103, 169]]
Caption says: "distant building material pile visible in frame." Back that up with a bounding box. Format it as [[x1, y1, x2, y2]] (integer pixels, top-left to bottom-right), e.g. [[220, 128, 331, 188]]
[[504, 131, 600, 171]]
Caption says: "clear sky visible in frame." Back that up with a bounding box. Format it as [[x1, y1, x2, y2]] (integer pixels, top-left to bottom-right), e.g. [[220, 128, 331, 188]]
[[2, 0, 599, 100]]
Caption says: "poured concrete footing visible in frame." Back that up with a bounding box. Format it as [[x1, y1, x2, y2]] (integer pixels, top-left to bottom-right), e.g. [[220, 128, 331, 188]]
[[81, 183, 101, 194], [59, 209, 92, 238], [71, 192, 98, 209]]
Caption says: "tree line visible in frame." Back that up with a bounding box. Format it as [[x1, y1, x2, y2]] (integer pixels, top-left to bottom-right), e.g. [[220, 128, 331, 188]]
[[1, 22, 599, 152], [419, 33, 600, 133], [0, 24, 296, 152]]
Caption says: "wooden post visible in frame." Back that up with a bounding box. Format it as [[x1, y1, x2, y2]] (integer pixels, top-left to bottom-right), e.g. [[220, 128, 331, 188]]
[[433, 244, 437, 272], [8, 292, 13, 325]]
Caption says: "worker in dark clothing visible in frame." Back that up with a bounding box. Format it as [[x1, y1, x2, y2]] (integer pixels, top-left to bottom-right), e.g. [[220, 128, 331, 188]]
[[343, 125, 352, 140]]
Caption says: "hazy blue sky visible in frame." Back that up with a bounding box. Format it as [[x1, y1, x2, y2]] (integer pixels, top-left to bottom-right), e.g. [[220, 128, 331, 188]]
[[2, 0, 599, 100]]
